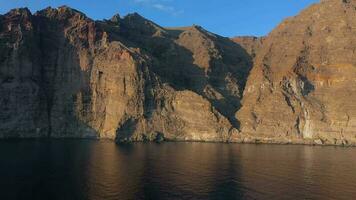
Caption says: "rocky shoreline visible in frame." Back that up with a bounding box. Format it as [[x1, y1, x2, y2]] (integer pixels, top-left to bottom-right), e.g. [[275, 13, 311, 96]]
[[1, 134, 354, 147]]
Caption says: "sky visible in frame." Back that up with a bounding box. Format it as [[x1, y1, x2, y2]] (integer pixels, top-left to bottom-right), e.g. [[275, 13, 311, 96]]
[[0, 0, 319, 37]]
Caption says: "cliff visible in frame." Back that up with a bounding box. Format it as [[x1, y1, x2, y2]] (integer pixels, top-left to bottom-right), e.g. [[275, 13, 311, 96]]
[[236, 0, 356, 145], [1, 0, 356, 146], [231, 36, 264, 58], [0, 6, 248, 142]]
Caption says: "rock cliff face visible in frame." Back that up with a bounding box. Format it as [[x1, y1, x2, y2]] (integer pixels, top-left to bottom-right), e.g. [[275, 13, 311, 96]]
[[1, 0, 356, 145], [231, 36, 264, 58], [236, 0, 356, 145], [0, 6, 247, 141]]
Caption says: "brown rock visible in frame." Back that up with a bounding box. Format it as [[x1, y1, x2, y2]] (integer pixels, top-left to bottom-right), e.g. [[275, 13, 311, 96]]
[[314, 139, 324, 145], [1, 1, 356, 146], [0, 7, 249, 142], [236, 0, 356, 144], [231, 36, 264, 58]]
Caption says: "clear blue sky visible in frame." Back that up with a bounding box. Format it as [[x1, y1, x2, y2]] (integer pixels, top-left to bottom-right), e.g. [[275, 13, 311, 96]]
[[0, 0, 319, 37]]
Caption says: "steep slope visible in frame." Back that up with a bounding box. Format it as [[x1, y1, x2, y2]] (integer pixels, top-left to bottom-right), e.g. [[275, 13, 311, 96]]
[[237, 0, 356, 145], [115, 20, 252, 128], [2, 1, 356, 145], [0, 7, 151, 138], [231, 36, 264, 58], [0, 7, 246, 141], [0, 8, 47, 137], [172, 26, 252, 128]]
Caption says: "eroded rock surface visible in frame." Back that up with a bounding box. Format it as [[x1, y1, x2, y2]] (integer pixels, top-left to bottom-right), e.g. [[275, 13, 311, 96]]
[[236, 0, 356, 145], [232, 36, 264, 58], [1, 1, 356, 145], [0, 6, 245, 141]]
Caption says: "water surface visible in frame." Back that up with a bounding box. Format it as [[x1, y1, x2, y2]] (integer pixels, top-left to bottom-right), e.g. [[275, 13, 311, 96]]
[[0, 140, 355, 199]]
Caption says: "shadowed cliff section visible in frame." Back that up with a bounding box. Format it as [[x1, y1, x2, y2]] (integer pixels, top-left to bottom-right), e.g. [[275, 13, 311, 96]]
[[115, 17, 253, 128], [231, 36, 264, 59], [0, 8, 49, 137]]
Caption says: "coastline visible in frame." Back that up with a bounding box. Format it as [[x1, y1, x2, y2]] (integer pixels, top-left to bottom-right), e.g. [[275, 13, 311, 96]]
[[0, 135, 354, 147]]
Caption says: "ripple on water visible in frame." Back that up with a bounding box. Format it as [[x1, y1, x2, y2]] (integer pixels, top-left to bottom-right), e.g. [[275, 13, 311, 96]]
[[0, 141, 355, 199]]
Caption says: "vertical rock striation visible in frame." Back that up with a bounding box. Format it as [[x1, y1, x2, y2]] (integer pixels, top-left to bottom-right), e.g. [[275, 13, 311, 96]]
[[236, 0, 356, 145], [0, 6, 246, 141], [1, 1, 356, 145]]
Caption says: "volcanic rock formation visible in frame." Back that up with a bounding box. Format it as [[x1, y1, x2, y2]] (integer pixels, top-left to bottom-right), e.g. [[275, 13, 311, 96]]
[[236, 0, 356, 145], [1, 0, 356, 145], [0, 6, 248, 142]]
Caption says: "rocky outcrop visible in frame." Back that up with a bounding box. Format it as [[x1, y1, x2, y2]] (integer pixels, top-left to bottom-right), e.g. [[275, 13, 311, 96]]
[[231, 36, 264, 58], [236, 0, 356, 145], [0, 6, 245, 141], [0, 8, 48, 137], [1, 1, 356, 146]]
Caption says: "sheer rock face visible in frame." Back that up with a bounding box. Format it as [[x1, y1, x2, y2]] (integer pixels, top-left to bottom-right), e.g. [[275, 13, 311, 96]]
[[0, 8, 47, 137], [0, 7, 244, 141], [236, 0, 356, 145], [2, 1, 356, 145]]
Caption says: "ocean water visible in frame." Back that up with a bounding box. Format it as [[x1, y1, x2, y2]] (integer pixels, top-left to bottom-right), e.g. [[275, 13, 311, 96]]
[[0, 140, 355, 199]]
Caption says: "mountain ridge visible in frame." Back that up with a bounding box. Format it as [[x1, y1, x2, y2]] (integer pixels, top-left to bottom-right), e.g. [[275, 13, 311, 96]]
[[1, 0, 356, 146]]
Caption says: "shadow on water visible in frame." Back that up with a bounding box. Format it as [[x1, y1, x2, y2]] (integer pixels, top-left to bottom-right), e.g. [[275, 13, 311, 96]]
[[0, 139, 96, 200], [116, 143, 247, 200], [208, 145, 245, 200]]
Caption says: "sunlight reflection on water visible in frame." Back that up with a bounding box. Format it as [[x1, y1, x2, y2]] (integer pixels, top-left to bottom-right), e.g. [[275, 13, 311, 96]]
[[0, 140, 355, 199]]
